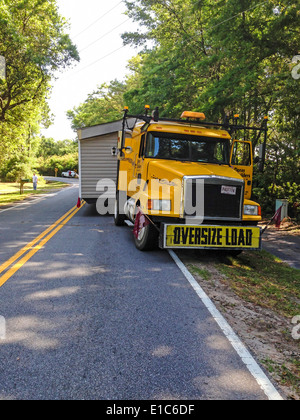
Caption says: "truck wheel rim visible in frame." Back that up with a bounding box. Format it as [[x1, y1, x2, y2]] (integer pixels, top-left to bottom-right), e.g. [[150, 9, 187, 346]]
[[138, 226, 146, 241]]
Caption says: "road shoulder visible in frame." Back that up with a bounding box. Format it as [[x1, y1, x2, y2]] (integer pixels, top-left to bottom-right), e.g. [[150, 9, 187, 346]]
[[178, 246, 300, 400], [261, 223, 300, 270]]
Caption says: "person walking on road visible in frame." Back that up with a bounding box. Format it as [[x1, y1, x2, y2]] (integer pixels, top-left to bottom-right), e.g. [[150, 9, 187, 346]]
[[33, 173, 38, 191]]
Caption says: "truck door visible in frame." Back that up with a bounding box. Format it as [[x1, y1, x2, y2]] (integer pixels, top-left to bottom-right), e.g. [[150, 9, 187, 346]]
[[230, 140, 253, 200], [134, 133, 146, 184]]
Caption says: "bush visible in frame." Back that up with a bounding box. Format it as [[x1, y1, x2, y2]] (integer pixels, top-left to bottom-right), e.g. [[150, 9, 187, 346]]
[[253, 182, 300, 218], [37, 153, 78, 176], [0, 157, 36, 183]]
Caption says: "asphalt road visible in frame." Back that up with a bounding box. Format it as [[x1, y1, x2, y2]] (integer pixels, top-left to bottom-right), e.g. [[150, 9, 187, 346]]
[[262, 230, 300, 270], [0, 185, 280, 400], [44, 176, 78, 185]]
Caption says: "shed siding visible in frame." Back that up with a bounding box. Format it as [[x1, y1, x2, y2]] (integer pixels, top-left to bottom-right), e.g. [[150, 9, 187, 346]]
[[80, 133, 118, 201]]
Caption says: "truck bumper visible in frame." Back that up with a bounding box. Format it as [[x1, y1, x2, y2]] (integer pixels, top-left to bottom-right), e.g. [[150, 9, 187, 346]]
[[159, 224, 262, 251]]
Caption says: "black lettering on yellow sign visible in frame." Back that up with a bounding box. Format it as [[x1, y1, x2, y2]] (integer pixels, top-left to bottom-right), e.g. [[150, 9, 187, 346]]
[[225, 228, 253, 246], [169, 226, 259, 248]]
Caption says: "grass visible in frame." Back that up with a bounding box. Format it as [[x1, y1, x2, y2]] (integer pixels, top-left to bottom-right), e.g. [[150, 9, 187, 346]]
[[189, 265, 213, 281], [211, 250, 299, 398], [262, 357, 300, 398], [0, 181, 68, 206], [216, 250, 300, 319]]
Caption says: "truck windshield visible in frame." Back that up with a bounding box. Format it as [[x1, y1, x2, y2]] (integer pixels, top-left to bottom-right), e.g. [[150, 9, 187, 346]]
[[145, 132, 230, 164]]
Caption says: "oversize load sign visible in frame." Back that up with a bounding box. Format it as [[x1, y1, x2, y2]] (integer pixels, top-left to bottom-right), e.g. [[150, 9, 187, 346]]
[[163, 225, 261, 249]]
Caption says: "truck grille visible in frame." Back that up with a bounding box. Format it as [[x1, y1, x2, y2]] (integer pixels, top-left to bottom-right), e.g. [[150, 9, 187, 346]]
[[184, 176, 244, 221]]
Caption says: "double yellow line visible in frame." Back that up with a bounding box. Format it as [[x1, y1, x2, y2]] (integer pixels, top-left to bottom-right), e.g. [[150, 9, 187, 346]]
[[0, 201, 85, 288]]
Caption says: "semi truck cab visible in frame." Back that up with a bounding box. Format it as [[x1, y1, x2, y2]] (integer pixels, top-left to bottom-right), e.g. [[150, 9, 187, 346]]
[[115, 107, 267, 252]]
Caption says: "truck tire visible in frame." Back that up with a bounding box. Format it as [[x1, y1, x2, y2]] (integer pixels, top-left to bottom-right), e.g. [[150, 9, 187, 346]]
[[114, 194, 126, 226], [134, 222, 159, 251]]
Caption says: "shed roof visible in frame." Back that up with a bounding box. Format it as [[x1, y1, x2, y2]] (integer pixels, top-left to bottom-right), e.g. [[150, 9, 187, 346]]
[[78, 119, 136, 141]]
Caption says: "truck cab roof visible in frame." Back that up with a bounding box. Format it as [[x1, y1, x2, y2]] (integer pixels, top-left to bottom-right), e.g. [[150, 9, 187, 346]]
[[131, 120, 232, 140]]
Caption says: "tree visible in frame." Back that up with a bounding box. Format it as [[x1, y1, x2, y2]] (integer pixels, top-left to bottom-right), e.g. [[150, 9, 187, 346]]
[[0, 0, 79, 179], [0, 0, 79, 122], [67, 80, 127, 131], [122, 0, 299, 120], [37, 137, 78, 158], [67, 0, 299, 215], [121, 0, 300, 215]]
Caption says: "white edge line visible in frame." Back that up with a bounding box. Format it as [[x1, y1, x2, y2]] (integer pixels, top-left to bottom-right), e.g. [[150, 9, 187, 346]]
[[168, 249, 284, 401]]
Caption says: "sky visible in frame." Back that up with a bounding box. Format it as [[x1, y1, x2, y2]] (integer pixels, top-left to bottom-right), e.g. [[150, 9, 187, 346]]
[[41, 0, 140, 141]]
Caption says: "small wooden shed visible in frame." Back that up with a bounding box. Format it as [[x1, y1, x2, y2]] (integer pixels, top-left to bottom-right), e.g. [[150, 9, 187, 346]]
[[78, 119, 134, 204]]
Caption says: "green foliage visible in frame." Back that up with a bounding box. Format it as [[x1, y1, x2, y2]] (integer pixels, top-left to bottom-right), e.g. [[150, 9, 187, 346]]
[[0, 155, 34, 182], [253, 182, 300, 217], [67, 0, 299, 217], [0, 0, 79, 121], [35, 137, 78, 175], [37, 153, 78, 176], [37, 137, 78, 158], [122, 0, 298, 121], [67, 80, 126, 130], [0, 0, 79, 179]]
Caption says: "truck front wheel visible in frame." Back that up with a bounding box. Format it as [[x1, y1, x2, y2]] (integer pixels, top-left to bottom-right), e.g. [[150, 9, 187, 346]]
[[134, 222, 159, 251]]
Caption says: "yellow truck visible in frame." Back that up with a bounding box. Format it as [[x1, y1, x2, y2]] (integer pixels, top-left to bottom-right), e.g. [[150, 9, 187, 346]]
[[114, 106, 268, 252]]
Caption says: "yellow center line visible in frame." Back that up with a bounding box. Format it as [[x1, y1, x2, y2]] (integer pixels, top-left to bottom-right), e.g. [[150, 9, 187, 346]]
[[0, 205, 77, 276], [0, 201, 86, 288]]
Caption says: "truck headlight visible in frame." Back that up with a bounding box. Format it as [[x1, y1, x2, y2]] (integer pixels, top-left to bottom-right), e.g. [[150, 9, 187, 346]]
[[244, 204, 261, 216], [148, 199, 171, 212]]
